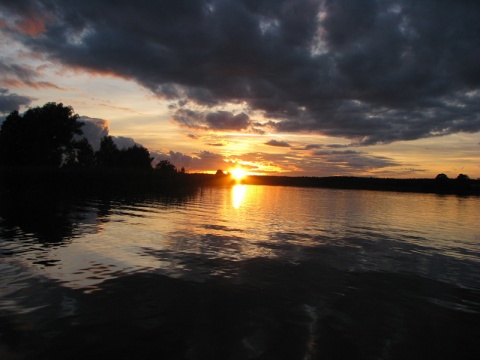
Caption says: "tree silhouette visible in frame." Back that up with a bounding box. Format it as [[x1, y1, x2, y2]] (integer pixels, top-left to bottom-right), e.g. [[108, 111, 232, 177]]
[[120, 145, 153, 169], [456, 174, 470, 181], [454, 174, 471, 193], [433, 173, 450, 193], [95, 136, 153, 169], [0, 102, 84, 167], [95, 136, 120, 167], [155, 159, 177, 175], [65, 138, 96, 167]]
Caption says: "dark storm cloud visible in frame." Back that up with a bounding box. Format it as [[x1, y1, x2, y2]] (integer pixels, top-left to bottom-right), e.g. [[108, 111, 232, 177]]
[[173, 109, 252, 131], [265, 139, 291, 147], [206, 111, 250, 131], [291, 143, 324, 150], [173, 109, 206, 130], [0, 89, 32, 114], [0, 0, 48, 35], [313, 149, 399, 170], [327, 144, 350, 149], [4, 0, 480, 144]]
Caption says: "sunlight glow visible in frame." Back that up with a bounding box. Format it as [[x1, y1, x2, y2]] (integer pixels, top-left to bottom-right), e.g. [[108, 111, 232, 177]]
[[232, 184, 247, 208], [230, 167, 247, 181]]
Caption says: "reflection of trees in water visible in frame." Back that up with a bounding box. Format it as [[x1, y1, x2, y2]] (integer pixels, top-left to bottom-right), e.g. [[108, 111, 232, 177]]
[[0, 192, 199, 249], [0, 195, 90, 246]]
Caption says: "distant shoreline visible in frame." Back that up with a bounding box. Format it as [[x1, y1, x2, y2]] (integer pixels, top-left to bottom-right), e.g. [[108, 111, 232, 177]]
[[1, 167, 479, 197], [240, 175, 480, 196]]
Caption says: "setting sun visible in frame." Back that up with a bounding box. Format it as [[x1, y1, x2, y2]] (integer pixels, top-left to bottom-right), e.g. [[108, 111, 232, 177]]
[[230, 167, 247, 181]]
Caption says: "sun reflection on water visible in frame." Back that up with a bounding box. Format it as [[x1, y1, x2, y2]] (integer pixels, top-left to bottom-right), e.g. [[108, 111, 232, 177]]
[[232, 184, 247, 208]]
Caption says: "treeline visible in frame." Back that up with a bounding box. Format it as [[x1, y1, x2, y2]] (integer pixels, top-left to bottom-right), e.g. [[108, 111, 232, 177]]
[[0, 102, 164, 171], [0, 102, 190, 196], [242, 174, 480, 195]]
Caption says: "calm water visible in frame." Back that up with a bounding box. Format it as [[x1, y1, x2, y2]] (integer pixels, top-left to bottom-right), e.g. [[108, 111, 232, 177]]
[[1, 186, 479, 359]]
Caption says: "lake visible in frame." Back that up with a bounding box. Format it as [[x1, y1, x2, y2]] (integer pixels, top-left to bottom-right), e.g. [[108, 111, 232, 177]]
[[1, 185, 479, 359]]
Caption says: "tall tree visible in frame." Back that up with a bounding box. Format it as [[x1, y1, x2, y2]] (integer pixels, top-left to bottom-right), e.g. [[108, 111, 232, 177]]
[[95, 136, 120, 167], [0, 102, 84, 167]]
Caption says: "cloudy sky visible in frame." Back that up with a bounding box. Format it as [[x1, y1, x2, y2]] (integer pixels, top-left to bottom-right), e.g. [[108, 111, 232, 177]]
[[1, 0, 479, 178]]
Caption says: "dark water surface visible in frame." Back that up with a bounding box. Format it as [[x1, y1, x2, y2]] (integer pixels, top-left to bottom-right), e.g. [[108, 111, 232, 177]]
[[1, 186, 479, 359]]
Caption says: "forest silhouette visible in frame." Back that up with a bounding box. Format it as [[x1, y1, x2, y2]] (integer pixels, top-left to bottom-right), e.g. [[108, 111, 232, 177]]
[[0, 102, 191, 196], [0, 102, 478, 196], [0, 102, 154, 170]]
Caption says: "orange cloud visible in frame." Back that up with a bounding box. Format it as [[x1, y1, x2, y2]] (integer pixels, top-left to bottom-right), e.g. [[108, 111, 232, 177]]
[[16, 14, 47, 36], [0, 10, 49, 36]]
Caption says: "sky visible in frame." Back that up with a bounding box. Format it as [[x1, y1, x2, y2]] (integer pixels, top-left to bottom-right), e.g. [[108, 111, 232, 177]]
[[0, 0, 479, 178]]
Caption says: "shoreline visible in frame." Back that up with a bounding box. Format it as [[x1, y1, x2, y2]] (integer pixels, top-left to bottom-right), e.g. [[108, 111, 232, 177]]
[[1, 167, 479, 197]]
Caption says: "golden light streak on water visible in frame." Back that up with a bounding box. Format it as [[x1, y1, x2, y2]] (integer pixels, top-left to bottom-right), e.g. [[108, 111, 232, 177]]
[[232, 184, 247, 208]]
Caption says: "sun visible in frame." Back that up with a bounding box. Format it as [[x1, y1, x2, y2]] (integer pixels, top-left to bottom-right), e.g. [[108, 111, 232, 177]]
[[230, 167, 247, 181]]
